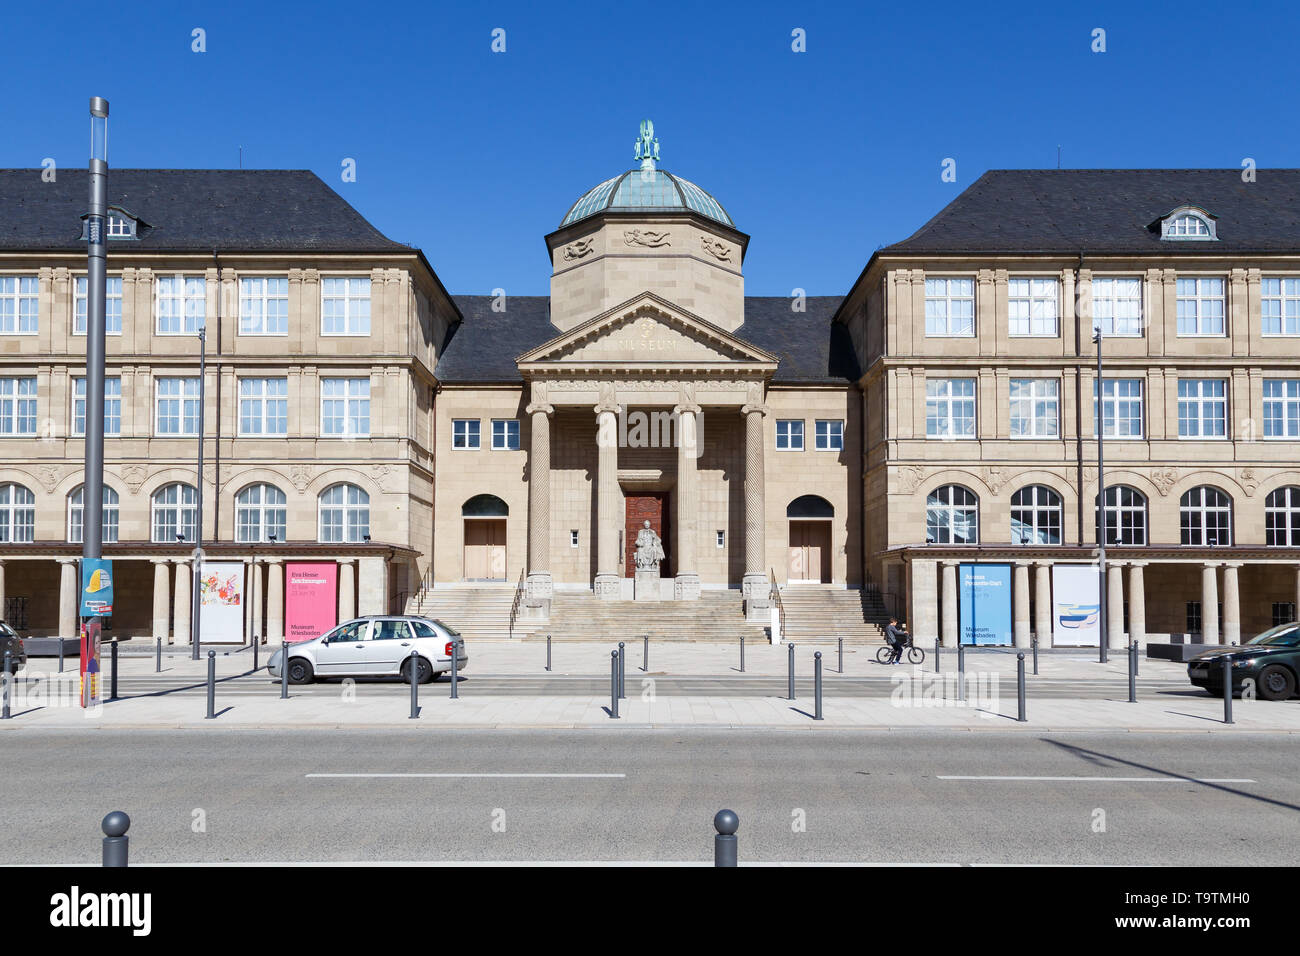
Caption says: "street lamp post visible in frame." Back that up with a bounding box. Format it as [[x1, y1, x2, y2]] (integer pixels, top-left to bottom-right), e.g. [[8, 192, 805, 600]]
[[1094, 327, 1108, 664], [191, 328, 206, 660], [84, 98, 109, 564]]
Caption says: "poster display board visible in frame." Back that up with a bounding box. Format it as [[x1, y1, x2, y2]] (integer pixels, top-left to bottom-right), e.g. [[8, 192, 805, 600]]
[[285, 562, 338, 643], [198, 562, 245, 643], [958, 563, 1012, 645], [1052, 564, 1101, 647]]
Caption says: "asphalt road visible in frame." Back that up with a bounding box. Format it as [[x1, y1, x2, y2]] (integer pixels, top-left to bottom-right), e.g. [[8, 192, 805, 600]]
[[2, 729, 1296, 864]]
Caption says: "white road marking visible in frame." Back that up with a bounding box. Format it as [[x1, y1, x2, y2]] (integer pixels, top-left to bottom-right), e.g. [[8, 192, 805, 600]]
[[306, 772, 625, 779], [937, 775, 1255, 783]]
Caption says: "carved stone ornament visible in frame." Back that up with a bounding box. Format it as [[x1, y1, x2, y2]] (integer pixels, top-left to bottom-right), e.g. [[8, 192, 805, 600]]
[[36, 465, 61, 494], [289, 465, 313, 494], [898, 465, 927, 495], [700, 236, 732, 262], [1238, 468, 1259, 497], [983, 466, 1007, 495], [372, 464, 392, 490], [562, 238, 596, 261], [624, 229, 671, 248], [120, 465, 148, 494], [1150, 467, 1178, 497]]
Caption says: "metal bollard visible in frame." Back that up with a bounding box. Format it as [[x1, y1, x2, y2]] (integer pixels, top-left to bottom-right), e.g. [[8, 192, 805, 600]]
[[546, 634, 551, 672], [787, 642, 796, 701], [280, 641, 289, 699], [642, 635, 649, 672], [59, 636, 64, 674], [110, 640, 119, 702], [713, 810, 738, 867], [838, 637, 844, 674], [618, 642, 626, 700], [101, 811, 130, 868], [1032, 634, 1039, 675], [252, 633, 259, 672], [409, 648, 420, 719], [739, 634, 745, 673], [2, 650, 11, 719], [205, 650, 216, 719], [450, 638, 459, 700], [814, 651, 824, 720], [1128, 641, 1137, 703], [1222, 657, 1233, 724], [610, 651, 620, 719], [934, 639, 941, 674], [1016, 653, 1027, 722], [1134, 641, 1139, 677], [155, 636, 162, 673], [958, 642, 966, 702]]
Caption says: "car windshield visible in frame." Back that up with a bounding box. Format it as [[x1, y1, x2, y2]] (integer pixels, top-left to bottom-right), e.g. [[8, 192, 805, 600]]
[[0, 622, 16, 639], [1246, 623, 1300, 647], [430, 619, 460, 637]]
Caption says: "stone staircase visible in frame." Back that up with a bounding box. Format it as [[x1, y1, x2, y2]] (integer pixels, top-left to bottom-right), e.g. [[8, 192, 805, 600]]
[[528, 590, 769, 643], [776, 585, 889, 644], [407, 586, 534, 641]]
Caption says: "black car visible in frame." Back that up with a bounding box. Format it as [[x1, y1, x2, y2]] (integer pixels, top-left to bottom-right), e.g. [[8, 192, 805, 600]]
[[1187, 622, 1300, 701], [0, 621, 26, 674]]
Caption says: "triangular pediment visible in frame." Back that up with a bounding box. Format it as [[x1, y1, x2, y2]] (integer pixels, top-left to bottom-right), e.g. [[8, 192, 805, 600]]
[[517, 292, 777, 371]]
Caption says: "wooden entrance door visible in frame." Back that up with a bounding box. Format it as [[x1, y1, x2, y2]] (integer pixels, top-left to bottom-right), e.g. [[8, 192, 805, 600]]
[[463, 519, 506, 580], [787, 520, 830, 583], [625, 493, 670, 577]]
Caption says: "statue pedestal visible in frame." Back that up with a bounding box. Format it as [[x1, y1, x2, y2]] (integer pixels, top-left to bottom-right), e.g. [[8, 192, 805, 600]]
[[634, 570, 662, 601]]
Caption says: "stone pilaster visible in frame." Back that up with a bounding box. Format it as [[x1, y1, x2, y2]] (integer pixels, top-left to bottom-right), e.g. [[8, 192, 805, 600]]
[[338, 560, 356, 622], [1127, 562, 1146, 648], [58, 560, 78, 642], [1222, 562, 1241, 644], [1034, 561, 1053, 647], [594, 397, 621, 600], [1201, 563, 1220, 644], [741, 394, 770, 622], [151, 559, 171, 642], [941, 560, 959, 647], [526, 387, 555, 612], [1107, 562, 1126, 650], [673, 398, 701, 601], [1013, 561, 1031, 648], [173, 560, 191, 645], [266, 559, 284, 644]]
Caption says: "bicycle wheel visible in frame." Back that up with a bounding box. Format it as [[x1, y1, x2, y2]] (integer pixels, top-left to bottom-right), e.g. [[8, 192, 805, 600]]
[[875, 645, 893, 664], [906, 645, 925, 665]]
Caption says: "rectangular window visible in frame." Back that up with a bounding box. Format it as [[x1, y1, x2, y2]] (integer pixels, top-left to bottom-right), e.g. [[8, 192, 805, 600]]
[[320, 378, 370, 437], [1261, 278, 1300, 336], [0, 276, 39, 334], [1177, 379, 1227, 438], [925, 378, 976, 438], [815, 419, 843, 451], [1009, 378, 1059, 438], [775, 419, 804, 450], [239, 276, 289, 335], [321, 277, 371, 335], [1093, 378, 1144, 438], [491, 419, 520, 450], [1176, 277, 1226, 336], [0, 378, 37, 435], [1091, 277, 1143, 336], [1007, 277, 1059, 336], [155, 275, 206, 334], [73, 377, 122, 436], [1273, 602, 1297, 628], [1186, 602, 1202, 635], [924, 278, 975, 336], [452, 418, 480, 449], [570, 530, 579, 548], [155, 377, 200, 436], [1263, 379, 1300, 439], [74, 276, 123, 335], [716, 530, 725, 549], [238, 378, 289, 436]]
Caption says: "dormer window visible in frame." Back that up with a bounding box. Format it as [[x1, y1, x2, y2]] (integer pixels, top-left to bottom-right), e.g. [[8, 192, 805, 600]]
[[80, 206, 141, 241], [1158, 206, 1217, 241]]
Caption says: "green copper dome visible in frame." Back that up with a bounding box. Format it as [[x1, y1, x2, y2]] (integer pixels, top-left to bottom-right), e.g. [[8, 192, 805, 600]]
[[560, 169, 734, 228]]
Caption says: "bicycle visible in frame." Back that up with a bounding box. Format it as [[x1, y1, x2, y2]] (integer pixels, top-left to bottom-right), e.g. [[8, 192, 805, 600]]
[[876, 635, 925, 665]]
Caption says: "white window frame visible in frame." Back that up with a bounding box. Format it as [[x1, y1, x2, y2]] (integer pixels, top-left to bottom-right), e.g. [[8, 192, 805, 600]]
[[1264, 379, 1300, 439], [452, 419, 481, 450], [320, 277, 371, 336], [151, 483, 198, 543], [0, 483, 35, 543], [1177, 378, 1228, 439], [1098, 486, 1148, 546], [154, 274, 206, 335], [1009, 378, 1059, 438], [238, 377, 289, 436], [154, 377, 200, 437], [775, 419, 804, 451], [74, 275, 123, 335], [924, 277, 975, 337], [238, 276, 289, 336], [1010, 485, 1062, 545], [1091, 277, 1144, 337], [1093, 378, 1144, 439], [0, 377, 37, 436], [1265, 486, 1300, 547], [491, 419, 520, 450], [235, 483, 288, 543], [1180, 486, 1232, 547], [1007, 277, 1059, 336], [814, 419, 843, 451], [1261, 278, 1300, 337], [0, 276, 39, 335], [320, 378, 370, 438], [925, 378, 976, 439], [1176, 277, 1226, 337], [926, 485, 979, 544], [73, 376, 122, 437], [318, 483, 370, 543], [68, 485, 120, 544], [1162, 211, 1216, 240]]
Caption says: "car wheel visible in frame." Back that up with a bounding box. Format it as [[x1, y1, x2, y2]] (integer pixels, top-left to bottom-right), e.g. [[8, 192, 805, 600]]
[[1257, 665, 1296, 702], [402, 657, 434, 685], [287, 658, 314, 685]]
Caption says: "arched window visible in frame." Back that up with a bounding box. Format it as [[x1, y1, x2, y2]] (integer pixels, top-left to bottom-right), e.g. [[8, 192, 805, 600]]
[[152, 483, 197, 543], [461, 494, 509, 517], [68, 485, 120, 544], [319, 483, 369, 543], [787, 495, 834, 519], [1180, 486, 1232, 546], [1266, 486, 1300, 547], [236, 483, 287, 543], [1097, 486, 1147, 545], [0, 484, 35, 543], [1160, 207, 1217, 241], [1010, 485, 1062, 544], [926, 485, 978, 544]]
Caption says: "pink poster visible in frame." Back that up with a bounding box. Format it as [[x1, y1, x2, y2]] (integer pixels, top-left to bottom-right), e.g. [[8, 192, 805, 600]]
[[285, 562, 338, 642]]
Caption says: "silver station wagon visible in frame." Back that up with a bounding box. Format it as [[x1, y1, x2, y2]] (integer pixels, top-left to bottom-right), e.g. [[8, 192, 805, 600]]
[[267, 616, 467, 685]]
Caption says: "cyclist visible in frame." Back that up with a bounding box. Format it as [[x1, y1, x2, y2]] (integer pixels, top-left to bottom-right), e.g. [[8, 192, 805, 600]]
[[884, 616, 909, 664]]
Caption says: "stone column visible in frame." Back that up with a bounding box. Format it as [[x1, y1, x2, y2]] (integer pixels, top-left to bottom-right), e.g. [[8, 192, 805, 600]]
[[1127, 562, 1146, 648], [251, 560, 264, 643], [1107, 562, 1125, 649], [338, 560, 356, 621], [594, 400, 621, 600], [0, 560, 6, 619], [1013, 561, 1031, 648], [1222, 562, 1241, 644], [673, 400, 701, 600], [152, 560, 170, 642], [908, 559, 938, 646], [1201, 563, 1220, 644], [173, 560, 191, 645], [1034, 561, 1053, 648], [58, 560, 78, 640], [357, 555, 387, 616], [941, 560, 959, 647], [266, 559, 284, 644], [741, 395, 770, 622], [526, 390, 555, 612]]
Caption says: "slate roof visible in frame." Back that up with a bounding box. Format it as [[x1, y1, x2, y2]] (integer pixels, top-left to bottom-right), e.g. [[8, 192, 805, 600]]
[[438, 295, 856, 385], [882, 169, 1300, 256], [0, 169, 411, 252]]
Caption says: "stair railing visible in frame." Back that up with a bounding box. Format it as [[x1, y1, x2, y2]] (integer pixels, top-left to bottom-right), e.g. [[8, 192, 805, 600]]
[[768, 568, 786, 640], [508, 567, 526, 639]]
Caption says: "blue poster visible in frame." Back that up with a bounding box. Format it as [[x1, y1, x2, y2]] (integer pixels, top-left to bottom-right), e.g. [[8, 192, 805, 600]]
[[80, 558, 114, 617], [958, 563, 1012, 646]]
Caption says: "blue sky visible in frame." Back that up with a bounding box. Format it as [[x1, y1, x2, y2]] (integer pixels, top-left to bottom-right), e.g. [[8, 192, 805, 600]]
[[2, 0, 1295, 295]]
